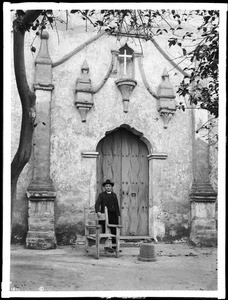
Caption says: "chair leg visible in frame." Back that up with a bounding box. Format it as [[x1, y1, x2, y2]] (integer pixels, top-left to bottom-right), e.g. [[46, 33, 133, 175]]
[[95, 244, 99, 259], [95, 234, 100, 259], [85, 239, 89, 255], [115, 228, 120, 258]]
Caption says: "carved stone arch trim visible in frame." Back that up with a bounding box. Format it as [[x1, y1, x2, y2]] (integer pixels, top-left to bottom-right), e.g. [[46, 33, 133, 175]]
[[96, 123, 151, 236], [97, 123, 155, 155]]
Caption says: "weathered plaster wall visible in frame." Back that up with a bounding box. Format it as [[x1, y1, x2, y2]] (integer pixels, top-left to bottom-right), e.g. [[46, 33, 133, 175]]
[[48, 23, 193, 243], [11, 14, 218, 244]]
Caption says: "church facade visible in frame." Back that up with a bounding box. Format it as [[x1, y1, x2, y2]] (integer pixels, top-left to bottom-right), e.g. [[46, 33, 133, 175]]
[[11, 14, 218, 248]]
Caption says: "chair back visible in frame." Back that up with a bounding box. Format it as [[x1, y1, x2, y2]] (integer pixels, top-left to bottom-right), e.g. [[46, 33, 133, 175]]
[[84, 206, 109, 234]]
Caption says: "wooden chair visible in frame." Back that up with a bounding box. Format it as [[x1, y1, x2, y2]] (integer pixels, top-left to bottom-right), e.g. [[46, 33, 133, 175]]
[[84, 206, 121, 259]]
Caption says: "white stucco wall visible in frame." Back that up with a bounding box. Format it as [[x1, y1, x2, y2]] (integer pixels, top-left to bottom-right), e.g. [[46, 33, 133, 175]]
[[11, 12, 218, 244], [48, 21, 193, 242]]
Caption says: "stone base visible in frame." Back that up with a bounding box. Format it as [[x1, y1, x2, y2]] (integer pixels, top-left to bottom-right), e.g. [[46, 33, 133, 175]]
[[26, 231, 57, 250], [190, 182, 217, 247]]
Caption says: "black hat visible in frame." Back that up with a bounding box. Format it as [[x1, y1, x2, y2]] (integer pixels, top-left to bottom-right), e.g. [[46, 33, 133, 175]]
[[102, 179, 114, 187]]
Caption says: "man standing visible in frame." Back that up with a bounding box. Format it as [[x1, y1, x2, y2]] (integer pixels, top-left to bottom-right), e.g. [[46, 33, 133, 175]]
[[95, 179, 120, 252]]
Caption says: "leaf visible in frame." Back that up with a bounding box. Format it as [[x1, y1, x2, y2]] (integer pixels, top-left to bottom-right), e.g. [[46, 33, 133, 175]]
[[30, 46, 36, 53], [48, 16, 53, 24], [203, 15, 211, 24], [182, 48, 187, 56], [168, 37, 177, 47]]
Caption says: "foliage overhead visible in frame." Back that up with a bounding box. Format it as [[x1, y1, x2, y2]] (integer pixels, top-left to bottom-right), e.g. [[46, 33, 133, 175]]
[[70, 9, 219, 118], [15, 9, 219, 130]]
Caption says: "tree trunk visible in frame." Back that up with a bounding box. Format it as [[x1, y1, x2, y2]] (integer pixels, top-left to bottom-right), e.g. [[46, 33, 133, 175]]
[[11, 10, 42, 227]]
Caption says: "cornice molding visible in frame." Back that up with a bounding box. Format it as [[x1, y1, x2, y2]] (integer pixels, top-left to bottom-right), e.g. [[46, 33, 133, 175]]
[[81, 151, 99, 158], [147, 153, 168, 160]]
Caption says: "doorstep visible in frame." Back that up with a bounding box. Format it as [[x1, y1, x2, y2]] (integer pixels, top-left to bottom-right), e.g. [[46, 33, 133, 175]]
[[120, 236, 154, 247]]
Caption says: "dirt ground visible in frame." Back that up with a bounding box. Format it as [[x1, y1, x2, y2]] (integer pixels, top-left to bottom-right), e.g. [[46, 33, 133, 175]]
[[8, 242, 217, 296]]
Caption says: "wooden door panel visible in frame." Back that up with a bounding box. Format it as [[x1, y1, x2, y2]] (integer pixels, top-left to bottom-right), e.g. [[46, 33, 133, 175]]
[[96, 140, 103, 195], [97, 128, 149, 236], [96, 132, 122, 203], [121, 128, 131, 235], [121, 129, 138, 235], [128, 138, 141, 235], [121, 129, 149, 236], [111, 131, 122, 202]]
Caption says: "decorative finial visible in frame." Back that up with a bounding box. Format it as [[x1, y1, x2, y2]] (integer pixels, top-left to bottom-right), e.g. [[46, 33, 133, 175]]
[[157, 67, 176, 129], [81, 60, 89, 71], [34, 30, 53, 90], [161, 68, 169, 79], [74, 60, 94, 122]]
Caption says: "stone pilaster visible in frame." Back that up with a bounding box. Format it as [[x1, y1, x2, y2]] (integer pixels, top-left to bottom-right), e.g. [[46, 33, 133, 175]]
[[81, 151, 99, 207], [189, 107, 217, 246], [147, 153, 168, 240], [26, 31, 57, 249]]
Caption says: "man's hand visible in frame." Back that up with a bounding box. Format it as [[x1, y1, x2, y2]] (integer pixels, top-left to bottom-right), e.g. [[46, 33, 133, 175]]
[[97, 212, 102, 218]]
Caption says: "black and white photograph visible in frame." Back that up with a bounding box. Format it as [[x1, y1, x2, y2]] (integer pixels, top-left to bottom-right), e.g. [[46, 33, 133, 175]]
[[2, 2, 226, 298]]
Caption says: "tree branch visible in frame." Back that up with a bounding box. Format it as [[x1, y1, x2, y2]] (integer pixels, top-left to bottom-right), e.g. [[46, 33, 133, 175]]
[[11, 10, 42, 223]]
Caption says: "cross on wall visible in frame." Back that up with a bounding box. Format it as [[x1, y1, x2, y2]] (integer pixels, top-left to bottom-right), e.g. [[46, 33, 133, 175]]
[[118, 49, 132, 75]]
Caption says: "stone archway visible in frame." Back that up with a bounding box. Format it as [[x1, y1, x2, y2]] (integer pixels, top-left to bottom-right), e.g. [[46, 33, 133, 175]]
[[96, 125, 150, 236]]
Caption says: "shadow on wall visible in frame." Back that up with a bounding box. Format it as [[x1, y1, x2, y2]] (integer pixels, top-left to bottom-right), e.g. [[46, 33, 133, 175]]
[[11, 224, 28, 244], [55, 221, 85, 245], [164, 224, 190, 243], [11, 193, 29, 244]]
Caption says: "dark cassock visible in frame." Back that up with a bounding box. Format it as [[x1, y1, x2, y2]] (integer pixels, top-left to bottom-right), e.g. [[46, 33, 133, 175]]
[[95, 191, 120, 234]]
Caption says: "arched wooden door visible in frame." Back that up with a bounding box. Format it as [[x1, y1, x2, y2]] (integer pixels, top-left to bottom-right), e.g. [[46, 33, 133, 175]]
[[96, 128, 149, 236]]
